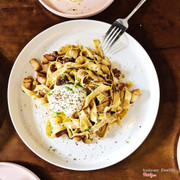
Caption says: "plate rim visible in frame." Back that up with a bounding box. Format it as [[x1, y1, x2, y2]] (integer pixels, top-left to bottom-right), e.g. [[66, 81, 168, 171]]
[[39, 0, 114, 18], [177, 136, 180, 170], [7, 19, 160, 171], [0, 162, 40, 179]]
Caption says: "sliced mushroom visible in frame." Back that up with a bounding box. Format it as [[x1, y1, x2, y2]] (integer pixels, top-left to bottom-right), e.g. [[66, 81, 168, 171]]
[[37, 72, 46, 84], [39, 91, 45, 97], [82, 136, 92, 144], [41, 56, 49, 64], [130, 89, 142, 103], [112, 68, 121, 77], [74, 136, 82, 142], [117, 83, 125, 90], [55, 130, 67, 138], [56, 75, 68, 86], [43, 54, 56, 61], [29, 58, 42, 72], [57, 57, 75, 64], [50, 64, 57, 73], [52, 51, 58, 58], [32, 78, 39, 86], [23, 77, 33, 90]]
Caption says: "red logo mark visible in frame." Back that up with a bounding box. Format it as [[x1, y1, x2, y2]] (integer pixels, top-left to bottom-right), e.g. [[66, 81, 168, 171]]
[[143, 172, 157, 178]]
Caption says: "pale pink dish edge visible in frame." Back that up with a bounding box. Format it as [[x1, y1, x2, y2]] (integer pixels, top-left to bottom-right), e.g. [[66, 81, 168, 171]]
[[39, 0, 114, 18], [0, 162, 40, 180]]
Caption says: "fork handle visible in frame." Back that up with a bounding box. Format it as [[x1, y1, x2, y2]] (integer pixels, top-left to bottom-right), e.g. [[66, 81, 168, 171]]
[[125, 0, 147, 21]]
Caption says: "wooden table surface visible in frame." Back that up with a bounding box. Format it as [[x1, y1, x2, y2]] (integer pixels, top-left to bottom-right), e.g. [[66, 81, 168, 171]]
[[0, 0, 180, 179]]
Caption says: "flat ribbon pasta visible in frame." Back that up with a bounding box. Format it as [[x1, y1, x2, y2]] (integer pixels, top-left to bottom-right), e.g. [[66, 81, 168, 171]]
[[22, 39, 142, 143]]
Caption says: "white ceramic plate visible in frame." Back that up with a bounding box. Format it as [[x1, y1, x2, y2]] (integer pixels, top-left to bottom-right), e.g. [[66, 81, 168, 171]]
[[39, 0, 114, 18], [8, 20, 160, 171], [0, 162, 40, 180]]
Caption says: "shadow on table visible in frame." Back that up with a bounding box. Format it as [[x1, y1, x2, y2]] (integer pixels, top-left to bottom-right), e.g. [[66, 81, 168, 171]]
[[10, 161, 53, 180], [93, 0, 148, 24], [0, 52, 14, 149]]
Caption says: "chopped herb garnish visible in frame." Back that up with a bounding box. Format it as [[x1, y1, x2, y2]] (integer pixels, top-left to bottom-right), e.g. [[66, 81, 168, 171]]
[[64, 86, 75, 94], [85, 68, 89, 70], [125, 140, 129, 143], [94, 86, 98, 89], [97, 119, 100, 122], [61, 74, 65, 80], [73, 158, 77, 160], [75, 78, 78, 80], [84, 126, 90, 132], [52, 148, 56, 151], [70, 72, 74, 76], [64, 86, 72, 91], [77, 83, 82, 87], [55, 112, 60, 116], [49, 146, 52, 148], [66, 64, 69, 67], [74, 83, 82, 88], [98, 138, 101, 140], [80, 45, 83, 49], [62, 106, 65, 109], [47, 93, 52, 96]]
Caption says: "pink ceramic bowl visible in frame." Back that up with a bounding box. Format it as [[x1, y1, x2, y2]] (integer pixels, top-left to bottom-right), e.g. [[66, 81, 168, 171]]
[[39, 0, 114, 18], [0, 162, 40, 180]]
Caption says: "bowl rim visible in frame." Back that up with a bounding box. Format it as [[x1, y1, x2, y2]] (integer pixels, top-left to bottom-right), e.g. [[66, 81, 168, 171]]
[[39, 0, 114, 18], [7, 20, 160, 171]]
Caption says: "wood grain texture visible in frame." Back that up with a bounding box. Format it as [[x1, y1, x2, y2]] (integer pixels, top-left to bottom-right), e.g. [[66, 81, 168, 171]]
[[0, 0, 180, 179]]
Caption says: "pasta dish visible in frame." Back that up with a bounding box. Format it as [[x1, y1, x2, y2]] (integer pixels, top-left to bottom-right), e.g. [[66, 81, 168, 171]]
[[22, 39, 142, 144]]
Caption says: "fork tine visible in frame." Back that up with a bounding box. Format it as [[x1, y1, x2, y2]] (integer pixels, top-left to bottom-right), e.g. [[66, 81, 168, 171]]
[[102, 0, 147, 52], [108, 28, 124, 48], [103, 22, 127, 52], [106, 28, 122, 48], [102, 21, 122, 50], [102, 21, 120, 42], [102, 26, 116, 47], [106, 27, 119, 44], [103, 25, 116, 41], [103, 27, 119, 50]]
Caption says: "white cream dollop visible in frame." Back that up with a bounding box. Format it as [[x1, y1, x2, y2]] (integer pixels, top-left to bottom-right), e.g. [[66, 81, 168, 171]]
[[48, 84, 86, 117]]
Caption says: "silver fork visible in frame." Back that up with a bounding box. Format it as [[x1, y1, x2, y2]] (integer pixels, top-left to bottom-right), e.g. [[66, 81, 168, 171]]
[[102, 0, 146, 52]]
